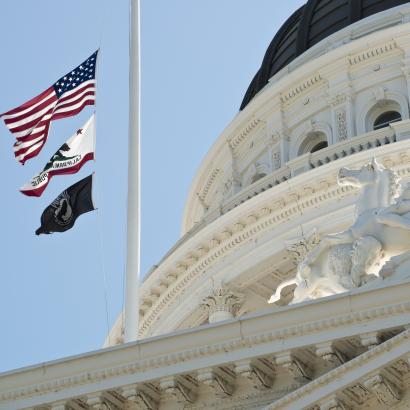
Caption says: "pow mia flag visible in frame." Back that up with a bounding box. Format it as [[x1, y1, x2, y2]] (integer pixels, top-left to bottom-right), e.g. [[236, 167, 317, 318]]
[[35, 175, 95, 235]]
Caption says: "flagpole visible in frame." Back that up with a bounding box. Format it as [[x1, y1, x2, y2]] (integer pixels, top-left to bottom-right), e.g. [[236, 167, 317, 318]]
[[124, 0, 141, 342]]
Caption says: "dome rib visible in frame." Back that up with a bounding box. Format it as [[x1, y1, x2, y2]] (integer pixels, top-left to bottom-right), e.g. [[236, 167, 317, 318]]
[[295, 0, 318, 55], [240, 0, 409, 111]]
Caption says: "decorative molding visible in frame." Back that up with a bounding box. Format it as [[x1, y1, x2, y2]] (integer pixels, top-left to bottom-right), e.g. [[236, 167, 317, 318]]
[[286, 230, 321, 265], [391, 358, 410, 376], [141, 150, 410, 336], [316, 342, 347, 368], [235, 359, 274, 390], [372, 86, 386, 102], [360, 332, 381, 350], [275, 351, 312, 381], [265, 329, 410, 409], [200, 286, 242, 323], [197, 367, 235, 397], [343, 384, 372, 405], [229, 118, 261, 151], [272, 150, 281, 170], [348, 41, 397, 65], [183, 13, 410, 232], [50, 402, 71, 410], [335, 109, 348, 141], [159, 376, 197, 404], [121, 385, 159, 410], [326, 94, 351, 108], [269, 132, 281, 146], [363, 373, 401, 405], [198, 168, 220, 202], [1, 301, 410, 405], [319, 397, 350, 410], [280, 74, 324, 105], [86, 392, 123, 410]]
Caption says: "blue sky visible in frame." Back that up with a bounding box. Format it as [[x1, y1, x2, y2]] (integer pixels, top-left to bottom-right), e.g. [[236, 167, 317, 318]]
[[0, 0, 305, 372]]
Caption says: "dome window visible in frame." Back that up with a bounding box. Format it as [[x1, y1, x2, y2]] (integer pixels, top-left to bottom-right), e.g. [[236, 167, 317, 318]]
[[310, 141, 328, 153], [298, 132, 329, 156], [251, 172, 267, 184], [373, 111, 402, 131]]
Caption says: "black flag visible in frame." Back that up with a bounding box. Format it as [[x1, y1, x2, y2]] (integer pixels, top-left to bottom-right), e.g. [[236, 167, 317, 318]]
[[36, 174, 95, 235]]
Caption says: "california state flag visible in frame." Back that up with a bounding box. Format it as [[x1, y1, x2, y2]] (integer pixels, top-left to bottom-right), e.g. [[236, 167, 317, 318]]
[[20, 114, 96, 197]]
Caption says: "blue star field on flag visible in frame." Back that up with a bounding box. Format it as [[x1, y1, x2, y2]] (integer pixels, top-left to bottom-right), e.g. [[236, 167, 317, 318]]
[[54, 50, 98, 97]]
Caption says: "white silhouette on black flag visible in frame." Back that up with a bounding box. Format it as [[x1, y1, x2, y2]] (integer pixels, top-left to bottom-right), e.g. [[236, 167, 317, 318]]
[[36, 174, 95, 235]]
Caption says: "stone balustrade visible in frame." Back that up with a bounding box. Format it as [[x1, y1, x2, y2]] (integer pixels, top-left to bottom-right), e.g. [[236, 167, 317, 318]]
[[223, 121, 410, 214]]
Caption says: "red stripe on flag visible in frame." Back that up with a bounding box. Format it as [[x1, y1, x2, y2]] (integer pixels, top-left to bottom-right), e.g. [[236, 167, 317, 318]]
[[7, 108, 54, 134], [57, 82, 95, 105], [3, 94, 57, 126], [52, 99, 95, 121], [18, 142, 46, 165], [0, 87, 55, 117], [53, 91, 95, 114], [14, 136, 46, 158]]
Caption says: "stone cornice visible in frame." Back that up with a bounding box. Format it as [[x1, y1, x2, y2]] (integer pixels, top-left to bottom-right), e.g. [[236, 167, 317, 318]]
[[348, 40, 398, 66], [264, 328, 410, 410], [228, 118, 262, 153], [280, 74, 325, 106], [198, 168, 220, 202], [1, 280, 410, 409]]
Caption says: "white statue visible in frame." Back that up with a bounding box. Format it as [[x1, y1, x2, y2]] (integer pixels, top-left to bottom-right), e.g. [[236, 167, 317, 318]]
[[269, 158, 410, 305]]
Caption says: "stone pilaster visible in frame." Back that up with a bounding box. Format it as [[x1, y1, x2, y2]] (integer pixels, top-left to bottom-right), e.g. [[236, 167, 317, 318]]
[[221, 144, 242, 202], [267, 132, 282, 172], [327, 93, 354, 142]]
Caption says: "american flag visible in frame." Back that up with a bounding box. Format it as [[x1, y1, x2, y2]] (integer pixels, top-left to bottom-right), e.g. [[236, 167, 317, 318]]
[[1, 50, 98, 164]]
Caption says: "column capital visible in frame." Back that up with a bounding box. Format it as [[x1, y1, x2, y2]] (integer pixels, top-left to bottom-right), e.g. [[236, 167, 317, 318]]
[[201, 285, 243, 323]]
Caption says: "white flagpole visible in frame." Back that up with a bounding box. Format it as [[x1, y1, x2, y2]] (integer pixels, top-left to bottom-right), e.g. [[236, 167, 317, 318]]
[[124, 0, 141, 342]]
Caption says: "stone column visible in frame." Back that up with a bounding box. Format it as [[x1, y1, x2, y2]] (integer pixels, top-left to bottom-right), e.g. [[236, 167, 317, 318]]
[[201, 286, 242, 323]]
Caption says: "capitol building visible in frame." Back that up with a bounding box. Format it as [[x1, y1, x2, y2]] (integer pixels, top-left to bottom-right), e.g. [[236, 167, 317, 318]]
[[3, 0, 410, 409]]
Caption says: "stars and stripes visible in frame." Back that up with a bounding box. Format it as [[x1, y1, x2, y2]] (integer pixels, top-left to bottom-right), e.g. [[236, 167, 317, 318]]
[[1, 50, 98, 164]]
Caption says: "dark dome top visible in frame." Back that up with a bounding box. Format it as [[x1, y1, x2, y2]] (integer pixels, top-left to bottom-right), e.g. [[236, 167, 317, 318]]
[[240, 0, 409, 110]]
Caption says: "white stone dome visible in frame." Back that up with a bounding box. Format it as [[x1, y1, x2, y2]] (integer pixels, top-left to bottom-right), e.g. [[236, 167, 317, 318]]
[[107, 2, 410, 345]]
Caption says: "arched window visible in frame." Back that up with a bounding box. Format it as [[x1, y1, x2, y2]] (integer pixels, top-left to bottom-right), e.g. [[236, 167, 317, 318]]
[[298, 132, 328, 155], [251, 172, 267, 184], [373, 111, 402, 130], [365, 100, 403, 133], [310, 140, 328, 153]]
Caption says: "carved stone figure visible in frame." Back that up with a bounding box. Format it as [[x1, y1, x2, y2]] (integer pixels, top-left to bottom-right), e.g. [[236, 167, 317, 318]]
[[269, 158, 410, 304]]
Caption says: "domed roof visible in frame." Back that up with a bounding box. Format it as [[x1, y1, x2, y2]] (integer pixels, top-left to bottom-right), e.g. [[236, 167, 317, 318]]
[[240, 0, 410, 110]]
